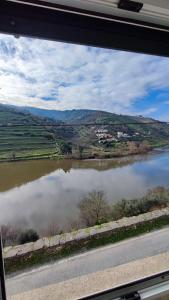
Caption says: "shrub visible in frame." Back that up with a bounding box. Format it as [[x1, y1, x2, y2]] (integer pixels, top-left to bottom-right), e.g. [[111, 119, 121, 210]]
[[57, 140, 72, 155], [18, 229, 39, 244], [112, 186, 169, 220]]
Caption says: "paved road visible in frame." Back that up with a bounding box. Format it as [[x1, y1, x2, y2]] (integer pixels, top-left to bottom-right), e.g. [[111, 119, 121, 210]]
[[6, 227, 169, 296]]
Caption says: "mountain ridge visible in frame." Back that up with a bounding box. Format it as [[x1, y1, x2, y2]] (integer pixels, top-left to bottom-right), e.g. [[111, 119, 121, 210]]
[[16, 105, 156, 124]]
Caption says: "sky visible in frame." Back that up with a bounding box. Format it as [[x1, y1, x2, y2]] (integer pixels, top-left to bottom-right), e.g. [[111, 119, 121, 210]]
[[0, 34, 169, 120]]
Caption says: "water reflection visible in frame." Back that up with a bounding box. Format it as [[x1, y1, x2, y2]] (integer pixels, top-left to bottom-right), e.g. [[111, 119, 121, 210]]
[[0, 151, 169, 234], [0, 154, 153, 192]]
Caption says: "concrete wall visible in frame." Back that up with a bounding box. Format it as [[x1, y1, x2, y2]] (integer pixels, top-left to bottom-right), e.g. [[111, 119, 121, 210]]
[[4, 207, 169, 263]]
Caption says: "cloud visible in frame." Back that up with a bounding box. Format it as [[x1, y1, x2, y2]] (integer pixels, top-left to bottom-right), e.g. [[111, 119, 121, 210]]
[[0, 34, 169, 115], [134, 107, 158, 117]]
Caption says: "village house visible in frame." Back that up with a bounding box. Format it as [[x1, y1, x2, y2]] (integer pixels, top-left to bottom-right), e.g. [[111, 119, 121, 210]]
[[117, 131, 130, 139]]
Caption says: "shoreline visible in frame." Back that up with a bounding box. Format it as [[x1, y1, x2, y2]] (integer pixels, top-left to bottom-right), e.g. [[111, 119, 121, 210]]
[[0, 147, 155, 164], [1, 141, 169, 164]]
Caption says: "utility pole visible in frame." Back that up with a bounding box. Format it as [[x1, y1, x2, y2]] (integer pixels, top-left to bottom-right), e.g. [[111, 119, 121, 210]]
[[0, 234, 6, 300]]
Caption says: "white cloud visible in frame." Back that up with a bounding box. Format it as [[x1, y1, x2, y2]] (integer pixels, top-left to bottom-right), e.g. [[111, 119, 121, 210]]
[[134, 107, 158, 117], [0, 34, 169, 114]]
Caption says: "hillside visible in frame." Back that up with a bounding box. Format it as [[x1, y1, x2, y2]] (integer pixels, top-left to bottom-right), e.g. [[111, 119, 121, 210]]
[[21, 106, 147, 124], [0, 104, 75, 161], [22, 107, 169, 144], [0, 104, 169, 161]]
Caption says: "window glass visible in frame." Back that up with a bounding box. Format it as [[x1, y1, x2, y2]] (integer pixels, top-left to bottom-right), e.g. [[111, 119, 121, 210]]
[[0, 34, 169, 299]]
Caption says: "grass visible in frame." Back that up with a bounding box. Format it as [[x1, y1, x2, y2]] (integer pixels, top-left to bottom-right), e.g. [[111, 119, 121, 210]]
[[5, 215, 169, 275], [0, 148, 58, 162]]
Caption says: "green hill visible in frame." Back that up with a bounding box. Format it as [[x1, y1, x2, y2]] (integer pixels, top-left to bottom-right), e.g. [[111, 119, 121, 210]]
[[0, 104, 75, 161], [23, 107, 169, 140], [24, 107, 169, 148], [0, 105, 169, 161]]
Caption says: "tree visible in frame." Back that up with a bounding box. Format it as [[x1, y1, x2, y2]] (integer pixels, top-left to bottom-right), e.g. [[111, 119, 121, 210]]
[[111, 199, 127, 220], [78, 191, 110, 226], [18, 229, 39, 244], [8, 227, 21, 245], [57, 141, 72, 155], [145, 186, 169, 207]]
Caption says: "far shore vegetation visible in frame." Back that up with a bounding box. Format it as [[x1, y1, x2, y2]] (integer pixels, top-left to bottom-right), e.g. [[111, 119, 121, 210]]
[[1, 138, 169, 163], [2, 186, 169, 248]]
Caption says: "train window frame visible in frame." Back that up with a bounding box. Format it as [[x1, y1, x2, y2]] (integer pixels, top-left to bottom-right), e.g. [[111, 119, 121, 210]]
[[1, 1, 169, 299]]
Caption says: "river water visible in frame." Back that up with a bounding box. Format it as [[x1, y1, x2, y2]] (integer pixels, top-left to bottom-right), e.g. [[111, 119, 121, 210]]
[[0, 149, 169, 234]]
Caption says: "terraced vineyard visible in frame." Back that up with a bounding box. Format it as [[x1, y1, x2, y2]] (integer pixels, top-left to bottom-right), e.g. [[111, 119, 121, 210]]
[[0, 128, 57, 161], [1, 104, 169, 162], [0, 105, 58, 161]]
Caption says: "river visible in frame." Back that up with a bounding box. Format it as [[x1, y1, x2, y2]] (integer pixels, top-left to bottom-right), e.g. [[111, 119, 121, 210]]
[[0, 149, 169, 235]]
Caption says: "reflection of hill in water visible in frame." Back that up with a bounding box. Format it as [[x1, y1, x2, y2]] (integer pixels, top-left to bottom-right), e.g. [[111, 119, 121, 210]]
[[0, 160, 59, 192], [71, 154, 152, 171], [0, 153, 155, 192]]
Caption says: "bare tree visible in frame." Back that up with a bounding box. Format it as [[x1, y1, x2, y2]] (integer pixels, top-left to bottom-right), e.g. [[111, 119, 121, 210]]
[[78, 191, 110, 227], [8, 227, 21, 245], [1, 224, 21, 247], [1, 225, 10, 247], [45, 221, 60, 236]]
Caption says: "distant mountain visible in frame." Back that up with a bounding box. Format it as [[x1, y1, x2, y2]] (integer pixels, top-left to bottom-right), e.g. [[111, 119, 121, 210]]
[[0, 104, 169, 162], [20, 106, 150, 124], [3, 105, 169, 138], [21, 107, 114, 123], [0, 104, 56, 126]]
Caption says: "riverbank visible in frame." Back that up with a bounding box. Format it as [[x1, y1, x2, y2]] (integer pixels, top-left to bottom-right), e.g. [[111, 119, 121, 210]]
[[1, 139, 169, 163], [0, 143, 152, 163], [4, 208, 169, 275]]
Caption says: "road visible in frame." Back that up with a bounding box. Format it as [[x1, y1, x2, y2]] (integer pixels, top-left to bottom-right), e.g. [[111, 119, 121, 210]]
[[6, 227, 169, 297]]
